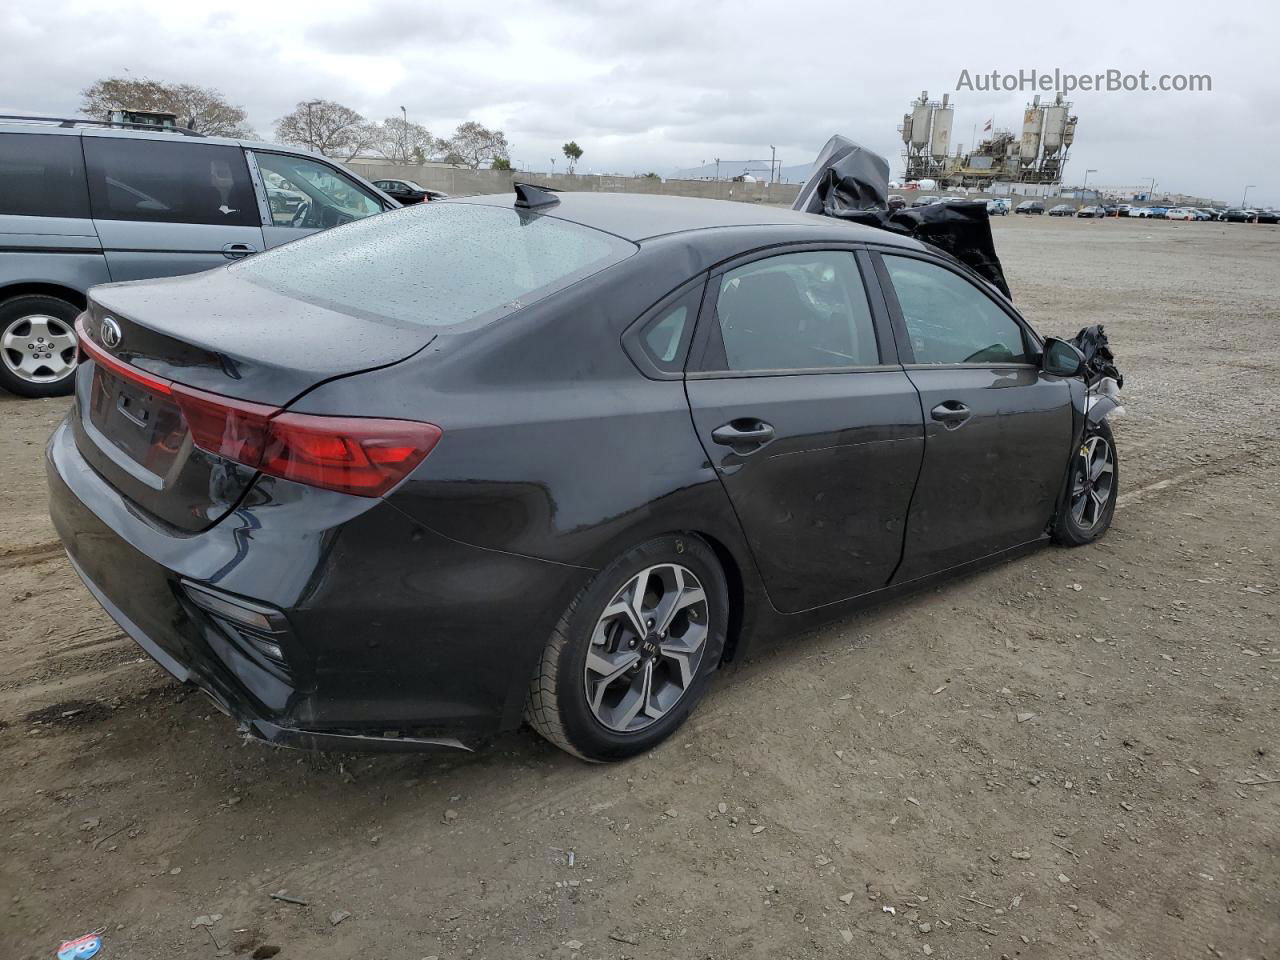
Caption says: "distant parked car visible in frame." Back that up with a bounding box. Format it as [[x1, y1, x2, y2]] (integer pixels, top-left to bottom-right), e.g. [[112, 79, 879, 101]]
[[910, 196, 939, 208], [1015, 200, 1045, 215], [985, 199, 1008, 215], [1075, 206, 1104, 218], [1148, 206, 1169, 219], [1166, 207, 1197, 220], [1255, 209, 1279, 224], [372, 179, 449, 205], [1131, 207, 1153, 218], [1048, 204, 1074, 217], [887, 194, 906, 211], [1101, 205, 1119, 217], [1220, 208, 1256, 222]]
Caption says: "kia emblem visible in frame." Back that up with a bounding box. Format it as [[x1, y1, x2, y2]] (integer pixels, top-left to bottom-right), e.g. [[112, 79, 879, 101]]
[[101, 317, 122, 349]]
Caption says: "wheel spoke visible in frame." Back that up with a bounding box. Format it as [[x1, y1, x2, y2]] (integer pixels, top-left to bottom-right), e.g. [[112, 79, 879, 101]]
[[585, 647, 641, 712], [654, 569, 706, 636], [614, 659, 656, 729]]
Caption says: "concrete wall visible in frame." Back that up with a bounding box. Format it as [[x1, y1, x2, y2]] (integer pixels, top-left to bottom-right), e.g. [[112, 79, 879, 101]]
[[346, 161, 801, 205]]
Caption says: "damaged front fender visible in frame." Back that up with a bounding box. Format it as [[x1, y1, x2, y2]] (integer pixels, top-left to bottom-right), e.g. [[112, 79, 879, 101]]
[[1086, 376, 1125, 426]]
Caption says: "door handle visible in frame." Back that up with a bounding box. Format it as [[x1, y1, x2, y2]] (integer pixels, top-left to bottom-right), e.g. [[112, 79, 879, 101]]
[[711, 420, 775, 451], [222, 242, 257, 260], [930, 401, 971, 429]]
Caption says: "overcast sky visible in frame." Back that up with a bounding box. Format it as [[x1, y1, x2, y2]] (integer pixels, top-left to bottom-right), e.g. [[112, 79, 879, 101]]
[[3, 0, 1277, 205]]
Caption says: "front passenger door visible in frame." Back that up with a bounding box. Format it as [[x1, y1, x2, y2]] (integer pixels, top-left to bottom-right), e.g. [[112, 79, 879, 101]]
[[874, 251, 1074, 582], [252, 152, 386, 249]]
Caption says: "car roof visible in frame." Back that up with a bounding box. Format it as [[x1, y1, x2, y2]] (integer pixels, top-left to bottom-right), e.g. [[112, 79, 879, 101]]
[[0, 116, 333, 160], [452, 191, 923, 247]]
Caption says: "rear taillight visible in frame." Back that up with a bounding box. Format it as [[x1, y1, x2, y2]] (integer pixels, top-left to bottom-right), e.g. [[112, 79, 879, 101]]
[[77, 319, 441, 497], [259, 414, 441, 496]]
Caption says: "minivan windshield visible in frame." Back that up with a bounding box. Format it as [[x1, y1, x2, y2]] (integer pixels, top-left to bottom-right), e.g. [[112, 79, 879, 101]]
[[235, 201, 636, 328]]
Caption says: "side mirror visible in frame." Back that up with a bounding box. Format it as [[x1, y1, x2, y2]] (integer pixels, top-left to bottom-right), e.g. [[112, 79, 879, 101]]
[[1042, 337, 1086, 377]]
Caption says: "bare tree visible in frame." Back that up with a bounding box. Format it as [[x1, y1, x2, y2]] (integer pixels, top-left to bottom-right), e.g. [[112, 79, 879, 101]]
[[80, 77, 253, 136], [274, 100, 376, 159], [375, 117, 438, 164], [442, 121, 511, 170]]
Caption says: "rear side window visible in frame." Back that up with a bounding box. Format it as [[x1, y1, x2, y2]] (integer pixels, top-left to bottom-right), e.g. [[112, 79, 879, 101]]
[[0, 133, 89, 219], [83, 137, 258, 226], [235, 202, 636, 328], [712, 250, 880, 372]]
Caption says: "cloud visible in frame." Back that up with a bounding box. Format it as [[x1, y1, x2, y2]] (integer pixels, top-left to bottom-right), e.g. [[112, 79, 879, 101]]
[[1, 0, 1277, 203]]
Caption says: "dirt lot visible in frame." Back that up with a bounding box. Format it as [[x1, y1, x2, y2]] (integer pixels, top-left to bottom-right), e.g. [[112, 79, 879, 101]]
[[2, 215, 1278, 960]]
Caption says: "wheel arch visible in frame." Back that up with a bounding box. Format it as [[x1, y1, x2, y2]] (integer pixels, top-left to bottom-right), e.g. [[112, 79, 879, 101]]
[[0, 282, 88, 311]]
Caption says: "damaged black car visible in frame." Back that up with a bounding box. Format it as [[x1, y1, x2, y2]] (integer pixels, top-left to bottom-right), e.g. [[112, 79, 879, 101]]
[[48, 143, 1123, 762]]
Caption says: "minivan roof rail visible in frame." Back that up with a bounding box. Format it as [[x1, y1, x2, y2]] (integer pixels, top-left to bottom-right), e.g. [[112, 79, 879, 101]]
[[0, 114, 206, 137]]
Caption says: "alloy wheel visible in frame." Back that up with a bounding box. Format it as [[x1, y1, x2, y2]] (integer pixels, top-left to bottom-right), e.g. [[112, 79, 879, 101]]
[[1070, 435, 1115, 530], [1, 315, 78, 384], [583, 563, 709, 733]]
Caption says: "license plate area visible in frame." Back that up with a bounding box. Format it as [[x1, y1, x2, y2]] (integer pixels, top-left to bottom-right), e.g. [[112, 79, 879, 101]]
[[89, 365, 187, 475]]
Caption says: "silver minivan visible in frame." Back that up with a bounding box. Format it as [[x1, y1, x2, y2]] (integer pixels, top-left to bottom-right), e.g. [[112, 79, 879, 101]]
[[0, 116, 397, 397]]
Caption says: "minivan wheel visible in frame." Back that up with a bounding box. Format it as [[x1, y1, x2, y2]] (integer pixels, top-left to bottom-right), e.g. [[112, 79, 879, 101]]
[[1052, 419, 1119, 546], [525, 534, 729, 762], [0, 295, 80, 398]]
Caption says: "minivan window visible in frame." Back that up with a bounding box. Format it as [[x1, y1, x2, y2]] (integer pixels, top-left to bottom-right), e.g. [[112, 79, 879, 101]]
[[83, 138, 258, 227], [255, 152, 383, 228], [235, 202, 636, 328], [0, 133, 90, 219]]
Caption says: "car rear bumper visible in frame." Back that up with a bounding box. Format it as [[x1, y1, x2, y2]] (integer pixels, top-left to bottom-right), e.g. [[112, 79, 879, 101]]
[[47, 418, 586, 752]]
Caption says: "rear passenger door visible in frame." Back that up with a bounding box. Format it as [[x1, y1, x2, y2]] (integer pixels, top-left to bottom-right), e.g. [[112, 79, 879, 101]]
[[684, 246, 925, 614], [872, 250, 1074, 582], [82, 133, 264, 281]]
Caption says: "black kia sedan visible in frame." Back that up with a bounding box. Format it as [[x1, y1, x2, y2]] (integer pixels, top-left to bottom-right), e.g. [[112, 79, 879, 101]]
[[48, 188, 1120, 762]]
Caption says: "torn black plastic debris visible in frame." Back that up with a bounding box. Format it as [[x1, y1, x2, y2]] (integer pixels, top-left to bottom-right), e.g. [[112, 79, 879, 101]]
[[793, 135, 1011, 300], [1068, 324, 1124, 387]]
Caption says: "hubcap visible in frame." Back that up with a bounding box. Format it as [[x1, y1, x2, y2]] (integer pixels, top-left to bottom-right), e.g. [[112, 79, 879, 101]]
[[1070, 435, 1115, 530], [583, 563, 709, 733], [1, 314, 78, 384]]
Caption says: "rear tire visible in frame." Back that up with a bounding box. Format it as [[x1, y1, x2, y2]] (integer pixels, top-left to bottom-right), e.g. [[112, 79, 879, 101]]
[[1053, 419, 1119, 546], [0, 295, 80, 398], [525, 534, 729, 762]]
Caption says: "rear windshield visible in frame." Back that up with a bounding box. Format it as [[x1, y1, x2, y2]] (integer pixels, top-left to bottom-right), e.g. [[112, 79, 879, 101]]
[[235, 202, 635, 328]]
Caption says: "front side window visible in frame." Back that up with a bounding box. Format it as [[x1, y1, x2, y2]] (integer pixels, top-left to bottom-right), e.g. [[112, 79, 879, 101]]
[[0, 133, 89, 219], [712, 250, 879, 372], [882, 255, 1029, 365], [83, 137, 258, 226], [235, 201, 635, 329], [255, 153, 382, 229]]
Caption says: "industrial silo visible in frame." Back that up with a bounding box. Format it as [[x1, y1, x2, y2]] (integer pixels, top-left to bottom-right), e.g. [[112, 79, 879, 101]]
[[911, 97, 933, 151], [1020, 96, 1043, 163], [902, 113, 914, 144], [1041, 104, 1067, 155], [931, 94, 954, 159]]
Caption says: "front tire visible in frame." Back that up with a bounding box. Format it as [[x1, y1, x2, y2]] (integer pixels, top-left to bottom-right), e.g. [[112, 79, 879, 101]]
[[0, 295, 81, 398], [1053, 419, 1119, 546], [525, 534, 729, 762]]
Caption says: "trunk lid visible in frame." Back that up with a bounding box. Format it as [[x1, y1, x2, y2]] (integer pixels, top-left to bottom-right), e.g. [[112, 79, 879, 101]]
[[73, 268, 431, 532]]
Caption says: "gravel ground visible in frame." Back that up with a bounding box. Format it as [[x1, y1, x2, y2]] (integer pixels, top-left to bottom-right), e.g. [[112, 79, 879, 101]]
[[1, 214, 1277, 960]]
